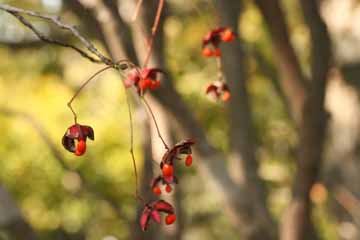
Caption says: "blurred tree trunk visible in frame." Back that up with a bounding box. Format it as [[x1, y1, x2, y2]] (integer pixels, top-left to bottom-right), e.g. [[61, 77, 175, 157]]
[[133, 111, 157, 240], [0, 185, 37, 240], [254, 0, 332, 239], [321, 1, 360, 236], [324, 72, 360, 240], [281, 1, 331, 239], [254, 0, 306, 125]]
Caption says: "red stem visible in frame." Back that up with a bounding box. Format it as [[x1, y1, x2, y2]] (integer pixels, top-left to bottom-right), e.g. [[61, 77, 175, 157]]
[[141, 96, 169, 150], [143, 0, 164, 68]]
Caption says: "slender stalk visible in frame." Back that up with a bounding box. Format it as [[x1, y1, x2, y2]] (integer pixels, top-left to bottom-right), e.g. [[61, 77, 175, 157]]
[[216, 56, 225, 82], [143, 0, 164, 68], [125, 89, 145, 203], [141, 96, 169, 150], [67, 65, 113, 123]]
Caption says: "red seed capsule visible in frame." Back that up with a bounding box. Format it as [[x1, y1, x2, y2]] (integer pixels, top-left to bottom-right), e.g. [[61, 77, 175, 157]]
[[75, 140, 86, 156], [165, 214, 176, 225], [162, 164, 174, 177]]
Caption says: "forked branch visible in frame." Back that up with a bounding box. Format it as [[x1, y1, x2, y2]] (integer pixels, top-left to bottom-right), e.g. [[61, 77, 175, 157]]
[[0, 4, 113, 65]]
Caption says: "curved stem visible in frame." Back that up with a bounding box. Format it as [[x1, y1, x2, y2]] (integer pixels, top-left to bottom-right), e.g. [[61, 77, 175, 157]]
[[143, 0, 164, 68], [141, 96, 169, 150], [67, 65, 113, 123]]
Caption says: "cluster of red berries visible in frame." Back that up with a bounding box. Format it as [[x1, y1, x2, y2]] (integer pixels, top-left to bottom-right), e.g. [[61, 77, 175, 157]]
[[124, 68, 162, 95], [206, 81, 231, 102], [140, 139, 195, 231], [140, 200, 177, 231], [201, 27, 235, 102], [202, 27, 235, 58]]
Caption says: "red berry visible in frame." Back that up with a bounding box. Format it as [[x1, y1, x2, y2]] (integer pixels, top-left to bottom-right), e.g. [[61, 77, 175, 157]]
[[139, 78, 151, 91], [149, 80, 161, 90], [222, 91, 231, 102], [202, 47, 213, 57], [75, 140, 86, 156], [165, 214, 176, 225], [185, 155, 193, 167], [165, 184, 172, 193], [221, 29, 235, 42], [152, 186, 161, 195], [214, 48, 222, 57], [162, 164, 174, 177]]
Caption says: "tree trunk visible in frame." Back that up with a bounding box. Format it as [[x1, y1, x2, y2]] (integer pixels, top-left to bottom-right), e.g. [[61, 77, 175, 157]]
[[0, 185, 37, 240], [281, 1, 332, 239]]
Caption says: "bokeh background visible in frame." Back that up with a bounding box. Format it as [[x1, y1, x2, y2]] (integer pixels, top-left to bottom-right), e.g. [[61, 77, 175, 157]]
[[1, 0, 360, 240]]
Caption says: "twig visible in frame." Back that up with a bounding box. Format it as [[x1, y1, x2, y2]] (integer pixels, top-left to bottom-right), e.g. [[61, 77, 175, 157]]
[[0, 4, 113, 65]]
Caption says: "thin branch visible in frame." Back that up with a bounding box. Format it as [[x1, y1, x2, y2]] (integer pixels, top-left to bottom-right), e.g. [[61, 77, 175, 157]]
[[0, 4, 113, 65]]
